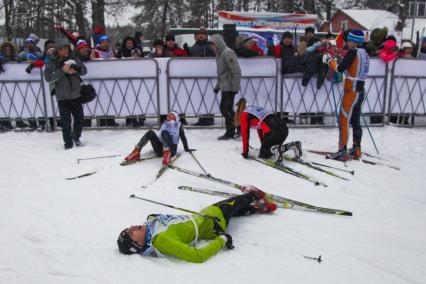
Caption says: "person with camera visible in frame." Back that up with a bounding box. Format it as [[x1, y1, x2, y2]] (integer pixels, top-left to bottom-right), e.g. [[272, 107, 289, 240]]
[[209, 34, 241, 140], [44, 38, 87, 149]]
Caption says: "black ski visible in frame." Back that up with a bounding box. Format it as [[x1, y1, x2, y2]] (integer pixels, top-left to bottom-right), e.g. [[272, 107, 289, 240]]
[[65, 171, 97, 180], [141, 153, 182, 188], [168, 166, 352, 216], [156, 153, 182, 179], [120, 155, 158, 166], [283, 156, 350, 181], [307, 150, 400, 171], [248, 155, 327, 187], [177, 185, 352, 216]]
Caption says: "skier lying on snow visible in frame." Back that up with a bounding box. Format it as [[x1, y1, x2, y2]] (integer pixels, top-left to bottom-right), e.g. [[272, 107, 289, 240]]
[[234, 98, 302, 160], [117, 186, 277, 262], [124, 111, 195, 165]]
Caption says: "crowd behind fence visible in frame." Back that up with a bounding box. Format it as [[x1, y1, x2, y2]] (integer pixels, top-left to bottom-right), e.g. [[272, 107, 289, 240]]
[[0, 57, 425, 131]]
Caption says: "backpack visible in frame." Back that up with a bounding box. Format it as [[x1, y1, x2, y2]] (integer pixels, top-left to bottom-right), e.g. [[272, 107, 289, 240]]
[[80, 84, 97, 104]]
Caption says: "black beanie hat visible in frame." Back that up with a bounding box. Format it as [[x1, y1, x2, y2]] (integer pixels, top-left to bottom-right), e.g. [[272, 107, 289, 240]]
[[305, 27, 315, 35], [153, 39, 164, 46], [283, 31, 293, 39], [165, 34, 175, 42], [117, 229, 143, 255]]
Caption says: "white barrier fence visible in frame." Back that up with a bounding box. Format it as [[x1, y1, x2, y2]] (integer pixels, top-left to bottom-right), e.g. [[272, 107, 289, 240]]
[[388, 59, 426, 114], [281, 58, 387, 114], [167, 57, 278, 115], [0, 57, 425, 128]]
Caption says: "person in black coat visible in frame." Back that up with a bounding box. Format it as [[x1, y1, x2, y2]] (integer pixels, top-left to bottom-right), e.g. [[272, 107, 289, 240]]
[[280, 31, 303, 75], [189, 28, 216, 126], [190, 28, 215, 57], [117, 36, 142, 59]]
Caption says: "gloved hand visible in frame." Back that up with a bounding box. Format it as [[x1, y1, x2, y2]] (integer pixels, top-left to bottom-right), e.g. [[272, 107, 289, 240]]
[[322, 53, 332, 65], [213, 87, 219, 94], [25, 63, 34, 74], [220, 233, 234, 249], [33, 59, 45, 68], [185, 148, 196, 152], [242, 152, 248, 159], [0, 62, 5, 74]]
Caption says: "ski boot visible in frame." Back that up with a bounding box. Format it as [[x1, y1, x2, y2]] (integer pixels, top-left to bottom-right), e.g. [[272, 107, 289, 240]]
[[124, 147, 141, 161], [327, 146, 349, 162], [240, 185, 266, 199], [74, 139, 84, 147], [218, 129, 235, 140], [162, 148, 171, 166], [282, 141, 302, 158], [272, 141, 303, 163], [349, 145, 362, 160], [253, 198, 277, 214], [258, 147, 274, 160]]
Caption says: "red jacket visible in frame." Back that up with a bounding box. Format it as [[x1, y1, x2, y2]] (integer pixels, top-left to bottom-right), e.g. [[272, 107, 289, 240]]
[[378, 40, 398, 63], [251, 43, 265, 56], [163, 45, 188, 57], [240, 111, 271, 154]]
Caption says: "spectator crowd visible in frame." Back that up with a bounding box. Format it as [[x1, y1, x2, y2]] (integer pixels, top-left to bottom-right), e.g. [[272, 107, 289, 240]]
[[1, 24, 425, 131]]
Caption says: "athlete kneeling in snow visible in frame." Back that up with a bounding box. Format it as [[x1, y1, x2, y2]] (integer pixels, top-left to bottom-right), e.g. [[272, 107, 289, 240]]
[[235, 98, 300, 160], [124, 111, 195, 165], [117, 186, 276, 262]]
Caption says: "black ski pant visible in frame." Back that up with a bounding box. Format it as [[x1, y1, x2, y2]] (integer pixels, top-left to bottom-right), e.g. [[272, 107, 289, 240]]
[[219, 91, 237, 135], [214, 192, 260, 226], [350, 91, 365, 146], [136, 130, 177, 157], [259, 116, 289, 159], [57, 98, 84, 148]]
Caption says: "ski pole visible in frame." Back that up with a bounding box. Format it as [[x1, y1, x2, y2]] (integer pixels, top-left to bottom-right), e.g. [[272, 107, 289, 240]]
[[189, 151, 209, 175], [311, 161, 354, 175], [77, 154, 120, 164], [331, 77, 340, 128], [129, 194, 218, 221], [361, 112, 380, 155], [303, 255, 322, 263]]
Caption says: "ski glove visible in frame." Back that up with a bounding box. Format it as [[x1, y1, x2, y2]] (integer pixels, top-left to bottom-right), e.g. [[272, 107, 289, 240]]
[[242, 152, 248, 159], [25, 63, 34, 74], [213, 87, 220, 94], [220, 234, 234, 250], [185, 148, 196, 152]]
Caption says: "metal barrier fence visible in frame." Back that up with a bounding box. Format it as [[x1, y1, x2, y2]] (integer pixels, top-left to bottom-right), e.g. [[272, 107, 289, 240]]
[[0, 63, 48, 127], [1, 57, 426, 130], [388, 58, 426, 126], [280, 59, 388, 126], [46, 59, 160, 124], [166, 57, 278, 116]]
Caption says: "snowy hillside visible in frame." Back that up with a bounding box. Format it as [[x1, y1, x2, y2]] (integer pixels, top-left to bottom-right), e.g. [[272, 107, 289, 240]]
[[1, 127, 426, 284]]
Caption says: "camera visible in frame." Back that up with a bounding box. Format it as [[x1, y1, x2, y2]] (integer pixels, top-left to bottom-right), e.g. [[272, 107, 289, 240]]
[[70, 64, 82, 73]]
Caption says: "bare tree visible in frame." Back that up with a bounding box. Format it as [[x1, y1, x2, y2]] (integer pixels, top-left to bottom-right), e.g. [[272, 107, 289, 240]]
[[2, 0, 13, 40], [91, 0, 105, 28]]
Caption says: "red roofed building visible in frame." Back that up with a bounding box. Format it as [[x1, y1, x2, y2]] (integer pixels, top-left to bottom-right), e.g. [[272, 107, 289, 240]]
[[325, 9, 399, 33]]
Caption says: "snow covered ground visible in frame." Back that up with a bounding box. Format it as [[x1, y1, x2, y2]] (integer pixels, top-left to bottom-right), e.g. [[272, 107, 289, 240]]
[[1, 126, 426, 284]]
